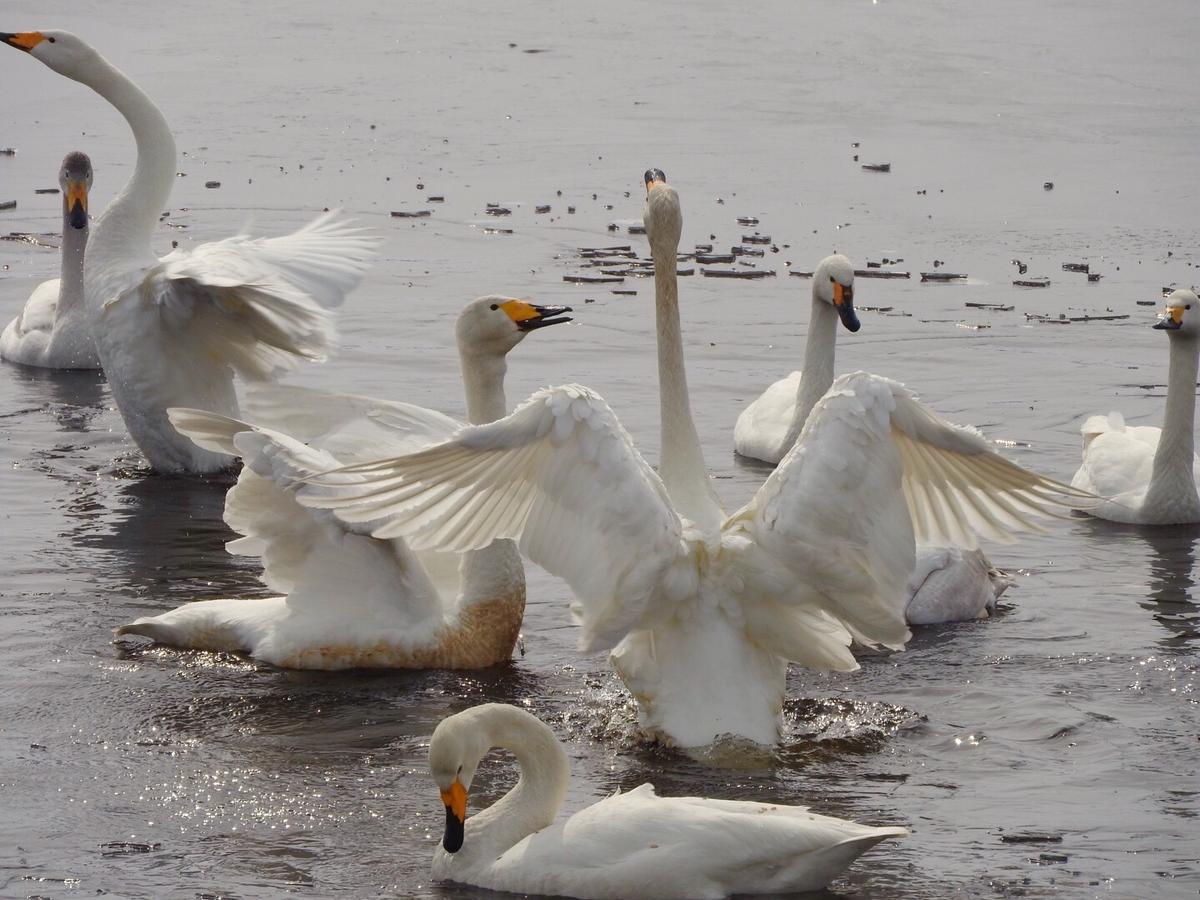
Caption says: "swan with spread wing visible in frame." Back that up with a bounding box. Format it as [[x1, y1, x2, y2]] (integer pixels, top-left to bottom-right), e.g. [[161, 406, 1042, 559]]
[[2, 31, 376, 473], [115, 297, 571, 668], [301, 172, 1091, 747]]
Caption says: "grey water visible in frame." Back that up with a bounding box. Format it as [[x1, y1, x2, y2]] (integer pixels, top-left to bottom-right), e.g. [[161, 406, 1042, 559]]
[[1, 0, 1198, 897]]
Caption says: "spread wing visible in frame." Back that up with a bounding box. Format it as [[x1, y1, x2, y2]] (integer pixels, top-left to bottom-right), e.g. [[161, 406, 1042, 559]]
[[299, 384, 685, 651], [107, 211, 376, 380]]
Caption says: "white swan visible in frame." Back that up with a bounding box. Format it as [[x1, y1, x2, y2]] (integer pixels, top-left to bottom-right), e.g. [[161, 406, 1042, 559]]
[[429, 703, 906, 899], [301, 171, 1090, 747], [733, 254, 860, 465], [1, 151, 99, 369], [736, 256, 1017, 625], [1072, 290, 1200, 524], [114, 297, 571, 669], [2, 31, 376, 473]]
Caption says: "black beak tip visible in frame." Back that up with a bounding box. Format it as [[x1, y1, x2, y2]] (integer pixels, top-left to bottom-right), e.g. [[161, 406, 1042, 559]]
[[1152, 319, 1179, 331], [69, 203, 87, 230], [442, 806, 464, 853]]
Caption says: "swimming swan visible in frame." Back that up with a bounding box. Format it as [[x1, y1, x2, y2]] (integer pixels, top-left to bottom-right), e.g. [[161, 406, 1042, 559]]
[[301, 172, 1090, 747], [1, 30, 376, 473], [114, 297, 571, 668], [1, 151, 99, 369], [429, 703, 906, 899], [1072, 290, 1200, 524]]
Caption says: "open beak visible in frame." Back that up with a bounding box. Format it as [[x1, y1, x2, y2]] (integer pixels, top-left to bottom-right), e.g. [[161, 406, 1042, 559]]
[[1, 32, 46, 52], [1153, 307, 1183, 330], [499, 299, 573, 332], [440, 778, 468, 853], [644, 167, 667, 194], [833, 282, 860, 332], [65, 178, 88, 230]]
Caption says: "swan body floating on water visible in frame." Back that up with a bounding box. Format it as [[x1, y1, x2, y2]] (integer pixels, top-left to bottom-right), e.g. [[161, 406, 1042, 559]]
[[2, 30, 376, 473], [429, 703, 907, 899], [1072, 290, 1200, 524], [735, 255, 1018, 625], [115, 297, 571, 668], [302, 173, 1090, 747], [1, 151, 99, 369]]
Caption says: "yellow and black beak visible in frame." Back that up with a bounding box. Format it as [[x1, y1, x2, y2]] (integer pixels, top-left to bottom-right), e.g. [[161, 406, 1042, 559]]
[[498, 299, 573, 332], [644, 167, 667, 194], [832, 281, 860, 332], [440, 778, 468, 853], [1, 32, 46, 53], [65, 177, 88, 230], [1153, 306, 1184, 331]]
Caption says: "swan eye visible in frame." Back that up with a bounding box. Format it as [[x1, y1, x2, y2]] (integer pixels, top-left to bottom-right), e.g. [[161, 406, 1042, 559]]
[[489, 304, 498, 311], [1187, 305, 1192, 310], [456, 765, 463, 774], [829, 276, 835, 283], [47, 36, 56, 43]]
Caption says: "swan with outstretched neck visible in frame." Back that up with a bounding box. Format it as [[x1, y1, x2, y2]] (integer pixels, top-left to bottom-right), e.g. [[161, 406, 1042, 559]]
[[1, 151, 98, 369], [114, 297, 571, 669], [428, 703, 906, 899], [1, 30, 376, 473], [1072, 290, 1200, 524], [301, 171, 1090, 747]]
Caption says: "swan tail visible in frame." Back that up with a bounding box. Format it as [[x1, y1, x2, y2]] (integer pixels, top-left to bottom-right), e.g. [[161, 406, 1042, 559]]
[[112, 597, 276, 654], [776, 827, 907, 893]]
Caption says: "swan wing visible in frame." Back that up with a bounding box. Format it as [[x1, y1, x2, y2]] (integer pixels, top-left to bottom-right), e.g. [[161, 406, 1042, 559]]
[[244, 382, 462, 462], [299, 384, 685, 651], [167, 407, 443, 622], [489, 784, 903, 897], [106, 211, 376, 380]]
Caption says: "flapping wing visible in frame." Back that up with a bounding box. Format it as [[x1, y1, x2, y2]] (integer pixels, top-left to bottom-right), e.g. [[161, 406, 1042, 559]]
[[243, 382, 462, 462], [110, 211, 376, 380], [300, 384, 685, 651]]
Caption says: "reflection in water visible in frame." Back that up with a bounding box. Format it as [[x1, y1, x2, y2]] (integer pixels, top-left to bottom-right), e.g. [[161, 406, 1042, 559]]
[[1137, 525, 1200, 650], [6, 363, 107, 432]]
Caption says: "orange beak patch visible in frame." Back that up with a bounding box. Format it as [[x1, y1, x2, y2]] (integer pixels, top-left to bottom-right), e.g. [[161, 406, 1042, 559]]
[[66, 179, 88, 212], [440, 777, 468, 853], [498, 299, 542, 324], [2, 31, 46, 52], [833, 281, 845, 306]]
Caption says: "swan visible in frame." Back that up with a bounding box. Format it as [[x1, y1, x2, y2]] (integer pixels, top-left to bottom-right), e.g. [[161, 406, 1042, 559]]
[[733, 253, 860, 465], [114, 296, 571, 669], [1, 30, 376, 473], [1, 151, 99, 369], [300, 171, 1091, 747], [735, 256, 1018, 625], [429, 703, 906, 899], [1072, 290, 1200, 524]]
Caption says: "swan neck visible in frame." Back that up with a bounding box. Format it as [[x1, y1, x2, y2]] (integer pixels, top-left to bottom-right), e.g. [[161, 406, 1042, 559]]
[[459, 349, 508, 426], [652, 244, 721, 529], [81, 52, 176, 256], [56, 210, 89, 317], [1147, 335, 1199, 506], [468, 707, 569, 854], [787, 294, 839, 449]]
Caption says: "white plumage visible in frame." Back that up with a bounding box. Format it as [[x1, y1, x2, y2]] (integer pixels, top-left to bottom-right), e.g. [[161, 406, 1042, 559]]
[[5, 30, 376, 472], [428, 703, 906, 899]]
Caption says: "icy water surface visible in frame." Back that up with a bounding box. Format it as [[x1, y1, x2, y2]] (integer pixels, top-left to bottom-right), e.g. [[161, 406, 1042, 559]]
[[1, 0, 1198, 897]]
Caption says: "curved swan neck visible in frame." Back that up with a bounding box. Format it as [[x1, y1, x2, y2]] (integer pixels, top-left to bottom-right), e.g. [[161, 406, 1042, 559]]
[[652, 243, 722, 531], [1145, 334, 1200, 514], [56, 208, 89, 318], [786, 292, 840, 448], [77, 51, 175, 257], [465, 705, 569, 855]]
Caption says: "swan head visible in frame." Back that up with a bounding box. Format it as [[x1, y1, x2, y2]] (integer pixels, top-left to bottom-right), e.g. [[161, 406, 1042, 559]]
[[59, 151, 92, 231], [643, 168, 682, 252], [429, 711, 494, 854], [1, 31, 103, 83], [813, 254, 860, 332], [456, 295, 572, 357], [1153, 289, 1199, 338]]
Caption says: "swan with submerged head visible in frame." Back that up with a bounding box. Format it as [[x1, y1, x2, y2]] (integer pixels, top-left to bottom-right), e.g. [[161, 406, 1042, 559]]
[[1, 151, 98, 369], [427, 703, 906, 899], [115, 296, 571, 669], [300, 170, 1090, 748], [1, 30, 376, 473], [1072, 290, 1200, 524]]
